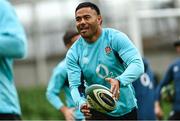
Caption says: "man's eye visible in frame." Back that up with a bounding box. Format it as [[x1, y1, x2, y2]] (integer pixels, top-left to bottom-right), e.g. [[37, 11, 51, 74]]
[[76, 18, 80, 22], [85, 16, 90, 20]]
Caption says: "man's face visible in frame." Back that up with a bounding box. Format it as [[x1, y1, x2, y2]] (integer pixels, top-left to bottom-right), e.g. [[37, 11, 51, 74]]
[[75, 7, 102, 39]]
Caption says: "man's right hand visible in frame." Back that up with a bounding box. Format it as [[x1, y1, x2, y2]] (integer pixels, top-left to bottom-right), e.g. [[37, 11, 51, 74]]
[[60, 106, 75, 121], [80, 103, 92, 119]]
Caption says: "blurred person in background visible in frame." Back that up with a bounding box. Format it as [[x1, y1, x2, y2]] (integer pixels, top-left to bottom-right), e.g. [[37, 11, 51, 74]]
[[66, 2, 144, 120], [0, 0, 27, 120], [155, 39, 180, 120], [133, 58, 157, 120], [46, 29, 85, 121]]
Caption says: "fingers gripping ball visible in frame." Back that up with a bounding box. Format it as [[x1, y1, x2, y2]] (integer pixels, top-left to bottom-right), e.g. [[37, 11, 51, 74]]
[[85, 84, 116, 113]]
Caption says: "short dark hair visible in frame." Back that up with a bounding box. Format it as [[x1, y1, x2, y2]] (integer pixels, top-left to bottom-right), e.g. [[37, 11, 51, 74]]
[[173, 40, 180, 47], [63, 30, 79, 46], [75, 2, 101, 15]]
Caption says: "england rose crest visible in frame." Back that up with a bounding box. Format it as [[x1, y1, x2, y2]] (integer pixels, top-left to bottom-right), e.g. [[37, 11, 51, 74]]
[[105, 46, 112, 55]]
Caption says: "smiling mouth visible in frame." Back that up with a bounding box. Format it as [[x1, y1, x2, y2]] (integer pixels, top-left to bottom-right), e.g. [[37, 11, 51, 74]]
[[80, 28, 88, 33], [81, 29, 87, 33]]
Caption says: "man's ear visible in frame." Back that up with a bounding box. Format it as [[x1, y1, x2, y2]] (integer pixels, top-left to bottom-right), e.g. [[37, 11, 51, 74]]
[[97, 15, 102, 25]]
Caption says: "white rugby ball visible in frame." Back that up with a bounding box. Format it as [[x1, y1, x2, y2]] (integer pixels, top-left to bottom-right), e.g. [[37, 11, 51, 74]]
[[85, 84, 116, 113]]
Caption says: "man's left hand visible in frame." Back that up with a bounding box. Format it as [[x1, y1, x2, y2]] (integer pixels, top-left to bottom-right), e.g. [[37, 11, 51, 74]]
[[105, 78, 120, 100]]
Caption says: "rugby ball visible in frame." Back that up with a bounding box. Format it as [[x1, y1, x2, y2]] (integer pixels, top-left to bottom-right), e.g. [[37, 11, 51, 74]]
[[85, 84, 116, 113]]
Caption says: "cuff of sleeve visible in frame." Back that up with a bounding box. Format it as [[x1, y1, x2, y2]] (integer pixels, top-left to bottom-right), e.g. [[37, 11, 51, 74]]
[[115, 77, 127, 87], [58, 104, 64, 110], [78, 98, 86, 110]]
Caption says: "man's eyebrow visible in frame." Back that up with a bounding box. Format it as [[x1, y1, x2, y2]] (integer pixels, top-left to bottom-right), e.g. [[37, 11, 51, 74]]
[[76, 14, 91, 18]]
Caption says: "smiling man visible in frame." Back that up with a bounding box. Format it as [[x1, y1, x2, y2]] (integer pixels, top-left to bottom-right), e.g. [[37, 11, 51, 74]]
[[66, 2, 144, 120]]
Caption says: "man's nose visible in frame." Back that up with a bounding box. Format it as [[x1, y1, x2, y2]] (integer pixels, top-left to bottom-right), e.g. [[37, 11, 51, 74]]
[[80, 18, 86, 24]]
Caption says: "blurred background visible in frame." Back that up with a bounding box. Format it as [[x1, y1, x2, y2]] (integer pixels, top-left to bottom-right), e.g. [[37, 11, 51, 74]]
[[10, 0, 180, 120]]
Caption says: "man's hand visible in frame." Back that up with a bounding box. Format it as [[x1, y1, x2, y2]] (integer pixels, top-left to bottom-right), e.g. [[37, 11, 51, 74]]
[[80, 103, 92, 119], [60, 106, 75, 121], [154, 101, 164, 120], [105, 78, 120, 100]]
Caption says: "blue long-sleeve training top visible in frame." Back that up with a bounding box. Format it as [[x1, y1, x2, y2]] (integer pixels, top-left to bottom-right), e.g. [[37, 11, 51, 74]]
[[0, 0, 27, 115], [133, 58, 156, 120], [66, 28, 144, 117], [46, 59, 84, 119], [155, 58, 180, 112]]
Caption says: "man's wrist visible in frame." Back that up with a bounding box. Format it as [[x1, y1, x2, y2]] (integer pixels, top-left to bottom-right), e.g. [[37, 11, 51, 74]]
[[155, 101, 160, 106], [60, 106, 68, 114], [79, 99, 86, 110], [117, 79, 120, 85], [114, 78, 120, 87]]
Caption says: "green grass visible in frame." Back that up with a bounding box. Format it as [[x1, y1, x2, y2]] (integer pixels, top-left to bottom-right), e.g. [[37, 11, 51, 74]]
[[162, 101, 172, 120], [18, 86, 172, 120], [18, 86, 65, 120]]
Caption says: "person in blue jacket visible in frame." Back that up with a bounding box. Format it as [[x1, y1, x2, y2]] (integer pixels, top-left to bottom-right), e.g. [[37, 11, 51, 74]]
[[46, 30, 85, 121], [66, 2, 144, 120], [133, 58, 157, 120], [155, 39, 180, 120], [0, 0, 27, 120]]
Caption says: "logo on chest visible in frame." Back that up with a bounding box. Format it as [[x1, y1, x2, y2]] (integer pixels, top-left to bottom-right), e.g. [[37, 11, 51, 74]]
[[105, 46, 112, 55]]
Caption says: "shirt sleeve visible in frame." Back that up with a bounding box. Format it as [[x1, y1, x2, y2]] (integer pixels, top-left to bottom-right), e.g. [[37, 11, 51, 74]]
[[155, 64, 173, 101], [66, 46, 86, 110], [46, 63, 66, 110], [0, 0, 27, 58], [112, 32, 144, 86]]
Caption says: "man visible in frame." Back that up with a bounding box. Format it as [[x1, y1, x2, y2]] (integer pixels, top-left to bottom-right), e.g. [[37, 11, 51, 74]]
[[155, 40, 180, 120], [133, 58, 157, 120], [66, 2, 144, 120], [46, 30, 85, 121], [0, 0, 27, 120]]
